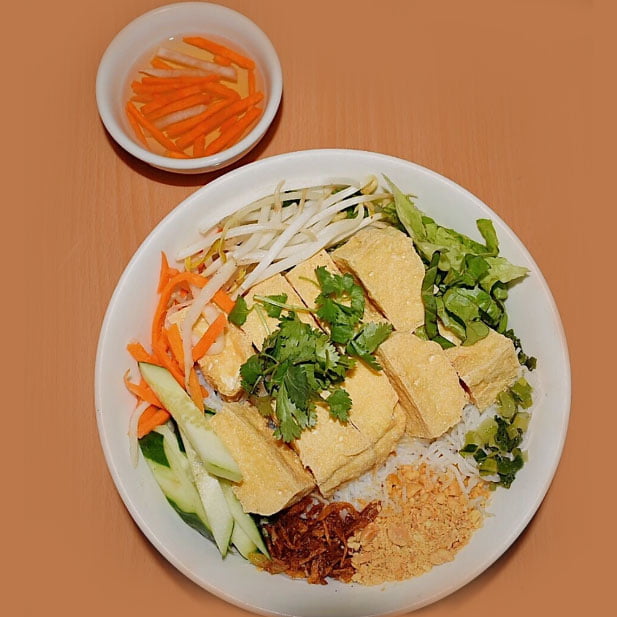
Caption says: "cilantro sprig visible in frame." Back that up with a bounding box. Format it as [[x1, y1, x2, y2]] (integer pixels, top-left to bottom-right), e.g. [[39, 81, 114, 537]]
[[239, 267, 392, 442], [240, 313, 354, 442]]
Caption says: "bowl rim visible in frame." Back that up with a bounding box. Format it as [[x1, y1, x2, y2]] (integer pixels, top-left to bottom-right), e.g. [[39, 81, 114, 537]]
[[95, 1, 283, 172], [95, 148, 571, 616]]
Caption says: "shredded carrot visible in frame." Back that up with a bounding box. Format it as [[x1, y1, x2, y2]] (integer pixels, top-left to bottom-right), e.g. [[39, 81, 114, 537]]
[[220, 114, 240, 133], [194, 133, 206, 157], [165, 150, 191, 159], [165, 323, 184, 366], [204, 107, 262, 155], [213, 54, 232, 66], [140, 75, 218, 87], [183, 36, 256, 70], [152, 337, 185, 386], [192, 313, 227, 361], [126, 102, 181, 152], [204, 82, 240, 101], [127, 341, 157, 364], [164, 99, 232, 138], [126, 107, 149, 148], [176, 92, 264, 150], [124, 373, 163, 407], [157, 252, 179, 293], [147, 93, 212, 121], [188, 368, 203, 410], [138, 405, 171, 438], [140, 85, 206, 115], [151, 57, 174, 70], [248, 69, 256, 95]]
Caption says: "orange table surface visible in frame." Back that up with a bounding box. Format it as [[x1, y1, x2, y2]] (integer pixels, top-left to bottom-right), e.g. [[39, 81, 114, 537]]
[[13, 1, 613, 615]]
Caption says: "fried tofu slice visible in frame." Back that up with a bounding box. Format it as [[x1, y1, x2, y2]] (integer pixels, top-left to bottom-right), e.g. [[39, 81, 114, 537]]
[[167, 307, 253, 399], [284, 249, 386, 324], [241, 274, 316, 350], [331, 226, 425, 332], [293, 360, 401, 496], [210, 402, 315, 515], [378, 332, 467, 439], [444, 329, 520, 411], [319, 403, 406, 496]]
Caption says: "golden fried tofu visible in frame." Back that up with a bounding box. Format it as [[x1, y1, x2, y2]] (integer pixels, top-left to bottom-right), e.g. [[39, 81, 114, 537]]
[[284, 250, 336, 311], [284, 249, 387, 325], [210, 402, 315, 515], [445, 329, 520, 410], [378, 332, 467, 438], [167, 307, 253, 399], [293, 361, 401, 496], [241, 274, 316, 350], [319, 403, 406, 496], [332, 226, 425, 332]]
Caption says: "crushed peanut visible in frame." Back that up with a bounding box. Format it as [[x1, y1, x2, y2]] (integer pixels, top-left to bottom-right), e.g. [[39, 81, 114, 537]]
[[349, 464, 489, 585]]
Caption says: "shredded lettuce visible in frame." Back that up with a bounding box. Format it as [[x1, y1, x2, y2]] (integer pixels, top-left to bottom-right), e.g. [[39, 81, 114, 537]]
[[383, 176, 535, 368]]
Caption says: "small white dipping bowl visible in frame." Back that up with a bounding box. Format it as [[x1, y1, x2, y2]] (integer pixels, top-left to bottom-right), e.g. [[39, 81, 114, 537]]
[[96, 2, 282, 174]]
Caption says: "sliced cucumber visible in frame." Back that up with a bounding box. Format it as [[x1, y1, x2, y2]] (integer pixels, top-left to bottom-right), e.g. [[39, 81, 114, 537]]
[[140, 429, 211, 539], [139, 363, 242, 482], [181, 429, 234, 556], [231, 523, 257, 559], [220, 481, 269, 557]]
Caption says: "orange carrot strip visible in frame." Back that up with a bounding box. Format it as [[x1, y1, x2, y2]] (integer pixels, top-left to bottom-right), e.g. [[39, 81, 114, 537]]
[[219, 114, 240, 132], [192, 314, 227, 361], [138, 406, 171, 438], [141, 85, 206, 115], [158, 252, 180, 293], [204, 107, 262, 155], [188, 368, 203, 410], [213, 54, 232, 66], [176, 92, 264, 149], [131, 93, 156, 103], [126, 107, 149, 148], [248, 69, 256, 95], [194, 134, 206, 157], [126, 341, 157, 364], [164, 99, 232, 138], [203, 82, 240, 100], [213, 289, 236, 313], [152, 337, 185, 386], [165, 150, 191, 158], [124, 374, 163, 407], [151, 58, 174, 70], [141, 75, 218, 87], [126, 102, 181, 152], [147, 93, 212, 121], [166, 323, 184, 366], [183, 36, 256, 70]]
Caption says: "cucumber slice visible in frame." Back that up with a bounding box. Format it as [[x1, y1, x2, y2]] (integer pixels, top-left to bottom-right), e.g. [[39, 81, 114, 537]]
[[154, 424, 210, 529], [220, 481, 269, 557], [181, 430, 234, 556], [231, 523, 257, 559], [139, 363, 242, 482]]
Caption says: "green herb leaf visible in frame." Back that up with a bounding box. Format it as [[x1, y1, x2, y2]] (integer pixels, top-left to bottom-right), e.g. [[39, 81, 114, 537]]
[[228, 296, 249, 326], [326, 388, 352, 422]]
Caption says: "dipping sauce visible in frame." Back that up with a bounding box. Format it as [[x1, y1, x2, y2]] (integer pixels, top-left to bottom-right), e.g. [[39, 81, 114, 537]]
[[125, 35, 264, 159]]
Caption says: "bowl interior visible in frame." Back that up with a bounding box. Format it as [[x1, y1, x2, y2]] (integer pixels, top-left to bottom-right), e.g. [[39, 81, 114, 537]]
[[95, 150, 570, 617], [96, 2, 281, 172]]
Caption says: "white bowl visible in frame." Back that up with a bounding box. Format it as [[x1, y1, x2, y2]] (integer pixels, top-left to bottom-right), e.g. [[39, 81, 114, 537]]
[[95, 149, 570, 616], [95, 2, 282, 174]]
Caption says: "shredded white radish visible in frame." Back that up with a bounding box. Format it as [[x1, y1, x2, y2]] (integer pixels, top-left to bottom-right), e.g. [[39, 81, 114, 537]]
[[155, 104, 208, 129], [128, 400, 150, 468], [181, 258, 237, 384], [156, 47, 236, 80], [141, 67, 209, 78]]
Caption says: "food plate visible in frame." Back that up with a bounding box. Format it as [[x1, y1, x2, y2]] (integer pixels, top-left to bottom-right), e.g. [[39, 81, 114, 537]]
[[95, 149, 570, 616]]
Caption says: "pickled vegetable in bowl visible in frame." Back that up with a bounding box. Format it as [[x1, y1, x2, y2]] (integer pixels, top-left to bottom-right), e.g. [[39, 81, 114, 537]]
[[125, 34, 264, 159]]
